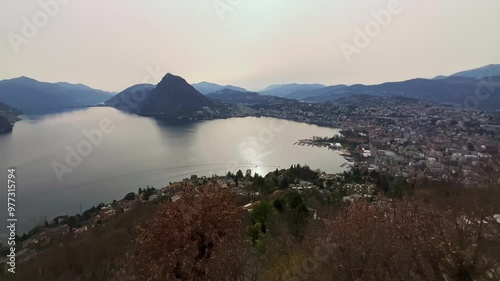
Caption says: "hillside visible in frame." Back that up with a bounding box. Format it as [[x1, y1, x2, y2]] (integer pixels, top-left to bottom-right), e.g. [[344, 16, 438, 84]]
[[259, 83, 326, 97], [104, 84, 155, 112], [207, 89, 261, 103], [0, 115, 13, 133], [192, 81, 247, 95], [0, 77, 113, 111], [285, 84, 347, 100], [0, 102, 22, 133], [451, 64, 500, 78], [0, 101, 22, 121], [206, 88, 297, 105]]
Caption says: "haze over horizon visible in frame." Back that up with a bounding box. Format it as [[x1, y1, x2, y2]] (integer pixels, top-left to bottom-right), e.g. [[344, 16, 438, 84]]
[[1, 0, 500, 92]]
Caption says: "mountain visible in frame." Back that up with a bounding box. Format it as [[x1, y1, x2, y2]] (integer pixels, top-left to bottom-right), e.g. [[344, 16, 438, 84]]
[[139, 73, 214, 116], [259, 84, 326, 97], [105, 84, 155, 112], [0, 101, 22, 120], [207, 89, 301, 109], [334, 95, 421, 107], [0, 77, 114, 111], [304, 76, 500, 110], [207, 89, 261, 103], [450, 64, 500, 78], [284, 84, 347, 100], [107, 74, 228, 118], [56, 82, 111, 92], [0, 115, 13, 134], [433, 75, 447, 80], [0, 102, 22, 134], [192, 82, 247, 95], [206, 89, 296, 105]]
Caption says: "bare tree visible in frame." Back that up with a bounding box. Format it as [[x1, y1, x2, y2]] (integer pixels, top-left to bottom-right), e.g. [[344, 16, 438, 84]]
[[133, 184, 255, 281]]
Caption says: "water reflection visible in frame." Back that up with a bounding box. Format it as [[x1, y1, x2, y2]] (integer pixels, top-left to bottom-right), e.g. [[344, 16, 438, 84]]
[[0, 107, 346, 234]]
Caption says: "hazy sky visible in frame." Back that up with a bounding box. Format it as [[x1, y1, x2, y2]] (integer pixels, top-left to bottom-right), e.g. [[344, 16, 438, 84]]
[[1, 0, 499, 92]]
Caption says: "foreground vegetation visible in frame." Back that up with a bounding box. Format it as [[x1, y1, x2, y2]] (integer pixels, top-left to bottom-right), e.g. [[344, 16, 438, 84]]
[[2, 202, 158, 281], [3, 166, 500, 281]]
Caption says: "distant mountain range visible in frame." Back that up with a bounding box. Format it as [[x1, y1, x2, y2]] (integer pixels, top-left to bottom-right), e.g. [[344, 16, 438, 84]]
[[192, 82, 247, 95], [0, 77, 114, 111], [286, 64, 500, 108], [302, 76, 500, 110], [206, 89, 262, 104], [432, 64, 500, 80], [272, 64, 500, 105], [284, 85, 347, 100], [445, 64, 500, 79], [258, 83, 326, 97], [207, 89, 298, 106], [3, 64, 500, 117]]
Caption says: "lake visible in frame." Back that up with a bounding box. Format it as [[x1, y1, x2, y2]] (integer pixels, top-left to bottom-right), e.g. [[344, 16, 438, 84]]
[[0, 107, 347, 234]]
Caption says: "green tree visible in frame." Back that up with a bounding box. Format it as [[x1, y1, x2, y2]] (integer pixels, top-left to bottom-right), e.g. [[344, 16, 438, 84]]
[[250, 201, 273, 225], [123, 192, 136, 201], [279, 177, 290, 189], [260, 180, 275, 195], [273, 198, 286, 213], [247, 222, 264, 246], [285, 190, 304, 209], [67, 216, 80, 230], [236, 169, 244, 178]]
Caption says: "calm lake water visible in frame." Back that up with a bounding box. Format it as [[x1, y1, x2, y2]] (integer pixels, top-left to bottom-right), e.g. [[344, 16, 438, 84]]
[[0, 107, 346, 234]]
